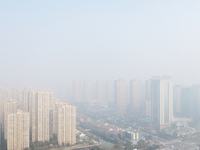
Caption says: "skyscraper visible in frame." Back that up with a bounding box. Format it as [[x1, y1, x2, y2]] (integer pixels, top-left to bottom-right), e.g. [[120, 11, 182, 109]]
[[3, 99, 17, 139], [144, 100, 151, 117], [129, 80, 142, 114], [73, 80, 82, 102], [187, 85, 200, 119], [180, 87, 190, 118], [144, 80, 151, 117], [106, 80, 114, 102], [151, 76, 173, 129], [49, 92, 54, 139], [0, 87, 11, 100], [96, 80, 105, 101], [29, 91, 50, 142], [22, 90, 29, 112], [114, 79, 128, 117], [35, 91, 49, 142], [54, 101, 76, 146], [145, 80, 151, 101], [28, 90, 36, 142], [7, 110, 29, 150], [173, 85, 182, 117], [84, 80, 93, 102]]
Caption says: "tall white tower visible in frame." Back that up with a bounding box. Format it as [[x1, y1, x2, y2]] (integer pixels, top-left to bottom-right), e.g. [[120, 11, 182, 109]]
[[114, 79, 127, 117], [151, 76, 173, 129]]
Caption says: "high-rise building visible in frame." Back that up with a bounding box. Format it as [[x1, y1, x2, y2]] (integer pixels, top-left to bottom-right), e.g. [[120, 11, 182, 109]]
[[28, 90, 36, 142], [23, 91, 29, 112], [53, 98, 60, 135], [71, 105, 76, 144], [84, 80, 93, 102], [73, 80, 82, 102], [35, 91, 49, 142], [49, 92, 54, 139], [51, 85, 69, 101], [96, 80, 105, 101], [17, 90, 23, 110], [106, 80, 114, 102], [29, 91, 50, 142], [173, 85, 182, 117], [151, 76, 173, 129], [143, 80, 151, 117], [180, 87, 190, 118], [129, 80, 142, 114], [144, 100, 151, 117], [3, 99, 17, 139], [7, 110, 29, 150], [54, 101, 76, 146], [0, 87, 11, 100], [114, 79, 128, 117], [188, 86, 200, 119], [145, 80, 151, 101]]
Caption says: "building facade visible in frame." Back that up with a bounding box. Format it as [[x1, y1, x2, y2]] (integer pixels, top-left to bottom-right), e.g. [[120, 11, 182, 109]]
[[106, 80, 114, 102], [114, 79, 128, 117], [84, 80, 93, 102], [3, 99, 17, 139], [73, 80, 82, 102], [129, 80, 142, 115], [173, 85, 182, 117], [7, 110, 29, 150], [151, 76, 173, 129], [54, 101, 76, 145], [96, 80, 105, 101], [29, 91, 50, 142]]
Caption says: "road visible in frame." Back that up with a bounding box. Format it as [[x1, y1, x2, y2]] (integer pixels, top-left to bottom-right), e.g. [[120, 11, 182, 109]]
[[160, 139, 199, 150], [141, 130, 199, 150], [52, 143, 102, 150]]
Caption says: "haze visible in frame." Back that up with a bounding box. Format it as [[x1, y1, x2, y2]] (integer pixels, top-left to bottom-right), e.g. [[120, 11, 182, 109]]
[[1, 0, 200, 88]]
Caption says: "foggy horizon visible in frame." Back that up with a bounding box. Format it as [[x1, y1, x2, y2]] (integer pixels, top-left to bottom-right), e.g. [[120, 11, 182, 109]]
[[1, 1, 200, 88], [2, 2, 200, 149]]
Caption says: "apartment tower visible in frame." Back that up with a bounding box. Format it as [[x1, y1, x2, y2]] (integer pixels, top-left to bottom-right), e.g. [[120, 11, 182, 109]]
[[3, 99, 17, 139], [73, 80, 82, 102], [54, 101, 76, 146], [106, 80, 114, 102], [114, 79, 128, 117], [29, 91, 50, 142], [49, 92, 54, 139], [84, 80, 93, 102], [7, 110, 29, 150], [96, 80, 105, 101], [151, 76, 173, 129], [129, 80, 142, 115]]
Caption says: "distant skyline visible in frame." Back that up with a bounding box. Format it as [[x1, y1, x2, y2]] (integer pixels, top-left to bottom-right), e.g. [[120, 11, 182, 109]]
[[1, 1, 200, 88]]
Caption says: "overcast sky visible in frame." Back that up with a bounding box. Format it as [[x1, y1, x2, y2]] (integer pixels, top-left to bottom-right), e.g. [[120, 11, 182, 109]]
[[1, 0, 200, 87]]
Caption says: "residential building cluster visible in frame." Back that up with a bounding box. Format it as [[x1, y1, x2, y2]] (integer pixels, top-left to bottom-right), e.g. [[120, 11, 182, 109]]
[[77, 114, 120, 135], [77, 113, 143, 143], [74, 76, 200, 130], [73, 80, 115, 102], [0, 87, 76, 150], [173, 84, 200, 119], [73, 77, 173, 129]]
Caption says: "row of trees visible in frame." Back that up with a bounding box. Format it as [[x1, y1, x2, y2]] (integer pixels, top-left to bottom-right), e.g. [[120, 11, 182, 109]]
[[133, 139, 159, 150], [78, 123, 135, 150], [88, 139, 159, 150], [79, 122, 118, 143], [78, 122, 160, 150], [77, 126, 100, 142]]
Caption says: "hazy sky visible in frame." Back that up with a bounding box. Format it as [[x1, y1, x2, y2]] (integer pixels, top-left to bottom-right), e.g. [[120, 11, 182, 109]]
[[1, 0, 200, 87]]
